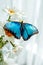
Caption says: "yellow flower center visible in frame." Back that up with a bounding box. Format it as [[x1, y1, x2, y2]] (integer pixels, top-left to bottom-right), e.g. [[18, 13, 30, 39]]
[[8, 9, 15, 15]]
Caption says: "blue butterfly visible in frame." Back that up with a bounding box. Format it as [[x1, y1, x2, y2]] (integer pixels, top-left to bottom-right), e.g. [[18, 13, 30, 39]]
[[3, 21, 39, 41]]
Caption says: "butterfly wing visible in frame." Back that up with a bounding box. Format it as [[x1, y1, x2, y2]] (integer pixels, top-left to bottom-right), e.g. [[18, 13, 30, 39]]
[[3, 21, 21, 39], [22, 23, 39, 40]]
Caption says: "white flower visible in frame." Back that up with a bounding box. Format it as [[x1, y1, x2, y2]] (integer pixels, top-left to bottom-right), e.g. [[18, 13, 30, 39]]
[[4, 8, 15, 15]]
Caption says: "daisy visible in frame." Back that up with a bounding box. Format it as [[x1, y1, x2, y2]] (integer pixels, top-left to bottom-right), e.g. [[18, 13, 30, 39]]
[[3, 7, 25, 22]]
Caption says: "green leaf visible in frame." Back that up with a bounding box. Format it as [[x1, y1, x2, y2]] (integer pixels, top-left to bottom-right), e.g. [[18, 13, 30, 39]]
[[0, 35, 8, 48]]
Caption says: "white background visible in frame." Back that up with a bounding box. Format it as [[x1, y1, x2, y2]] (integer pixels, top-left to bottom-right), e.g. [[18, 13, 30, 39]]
[[0, 0, 43, 65]]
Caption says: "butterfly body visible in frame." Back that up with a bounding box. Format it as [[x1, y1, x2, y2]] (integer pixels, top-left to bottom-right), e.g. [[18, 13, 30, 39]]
[[3, 21, 38, 41]]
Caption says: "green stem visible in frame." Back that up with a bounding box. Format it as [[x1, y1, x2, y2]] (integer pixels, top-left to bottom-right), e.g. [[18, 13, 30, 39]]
[[7, 15, 11, 22], [10, 41, 16, 48], [0, 50, 7, 65], [0, 50, 3, 62]]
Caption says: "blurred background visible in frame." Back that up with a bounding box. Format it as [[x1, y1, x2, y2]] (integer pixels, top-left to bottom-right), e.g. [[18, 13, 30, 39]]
[[0, 0, 43, 65]]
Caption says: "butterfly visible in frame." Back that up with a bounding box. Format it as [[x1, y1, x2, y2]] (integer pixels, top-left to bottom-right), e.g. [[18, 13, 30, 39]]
[[3, 21, 39, 41]]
